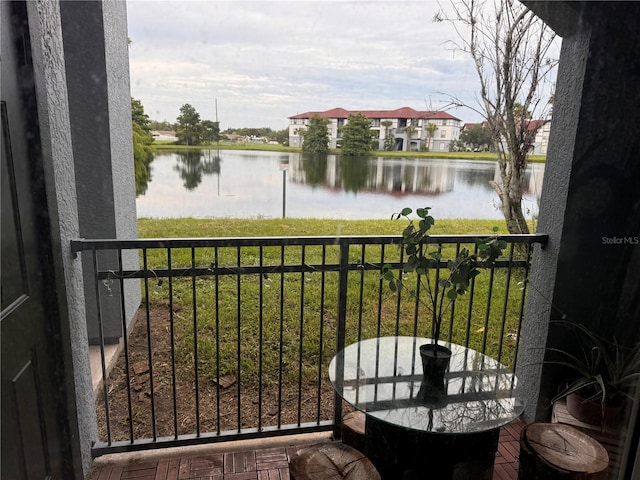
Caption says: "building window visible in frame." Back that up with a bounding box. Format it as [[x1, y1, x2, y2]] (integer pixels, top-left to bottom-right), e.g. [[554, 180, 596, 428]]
[[372, 119, 380, 127], [441, 130, 446, 138]]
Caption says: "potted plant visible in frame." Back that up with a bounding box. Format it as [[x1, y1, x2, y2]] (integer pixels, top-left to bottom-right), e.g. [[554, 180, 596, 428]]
[[381, 207, 505, 387], [546, 321, 640, 426]]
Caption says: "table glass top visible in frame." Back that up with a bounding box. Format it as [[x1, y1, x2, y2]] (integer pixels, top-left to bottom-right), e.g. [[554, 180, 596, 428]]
[[329, 336, 524, 434]]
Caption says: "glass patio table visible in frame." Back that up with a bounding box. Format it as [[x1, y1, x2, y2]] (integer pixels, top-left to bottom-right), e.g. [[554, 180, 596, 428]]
[[329, 336, 525, 480]]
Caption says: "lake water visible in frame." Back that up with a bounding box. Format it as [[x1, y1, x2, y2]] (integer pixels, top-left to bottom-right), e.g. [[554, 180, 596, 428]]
[[136, 150, 545, 220]]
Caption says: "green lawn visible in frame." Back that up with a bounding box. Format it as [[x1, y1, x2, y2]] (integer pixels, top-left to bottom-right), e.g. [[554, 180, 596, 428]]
[[138, 217, 517, 238], [136, 218, 530, 388]]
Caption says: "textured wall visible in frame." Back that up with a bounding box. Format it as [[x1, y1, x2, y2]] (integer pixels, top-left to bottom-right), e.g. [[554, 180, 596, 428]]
[[27, 0, 96, 475], [517, 3, 640, 429], [516, 30, 590, 421], [102, 0, 141, 327], [60, 1, 141, 343]]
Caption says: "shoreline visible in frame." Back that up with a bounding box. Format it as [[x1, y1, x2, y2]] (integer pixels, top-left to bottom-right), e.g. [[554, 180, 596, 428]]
[[152, 142, 547, 163]]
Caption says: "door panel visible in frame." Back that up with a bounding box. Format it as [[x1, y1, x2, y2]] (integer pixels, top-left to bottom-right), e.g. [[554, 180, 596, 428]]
[[1, 3, 71, 479]]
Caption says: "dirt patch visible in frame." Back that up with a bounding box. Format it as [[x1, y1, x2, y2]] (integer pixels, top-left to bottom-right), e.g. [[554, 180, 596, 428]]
[[96, 302, 337, 442]]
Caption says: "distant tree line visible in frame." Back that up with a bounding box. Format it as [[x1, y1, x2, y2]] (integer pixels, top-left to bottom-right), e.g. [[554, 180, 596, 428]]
[[144, 104, 289, 145], [175, 103, 220, 146]]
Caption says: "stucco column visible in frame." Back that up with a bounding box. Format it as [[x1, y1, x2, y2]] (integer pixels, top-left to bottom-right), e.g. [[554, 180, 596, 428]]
[[59, 1, 140, 344], [27, 0, 97, 475], [518, 2, 640, 424]]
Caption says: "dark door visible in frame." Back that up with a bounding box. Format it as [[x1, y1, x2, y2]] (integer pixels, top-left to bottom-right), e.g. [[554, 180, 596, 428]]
[[1, 3, 73, 479]]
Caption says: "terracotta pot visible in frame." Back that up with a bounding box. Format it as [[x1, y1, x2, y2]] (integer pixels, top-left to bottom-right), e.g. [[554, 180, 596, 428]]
[[566, 392, 622, 426]]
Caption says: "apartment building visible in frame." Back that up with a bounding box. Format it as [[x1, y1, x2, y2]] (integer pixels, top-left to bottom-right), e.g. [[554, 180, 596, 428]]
[[461, 119, 551, 155], [289, 107, 462, 152]]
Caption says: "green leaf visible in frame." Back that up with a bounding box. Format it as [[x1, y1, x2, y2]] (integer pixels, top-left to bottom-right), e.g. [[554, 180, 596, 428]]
[[418, 219, 432, 232], [401, 207, 412, 216], [416, 207, 429, 218]]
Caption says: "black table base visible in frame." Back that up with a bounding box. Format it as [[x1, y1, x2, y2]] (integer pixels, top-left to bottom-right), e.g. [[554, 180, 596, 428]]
[[364, 416, 499, 480]]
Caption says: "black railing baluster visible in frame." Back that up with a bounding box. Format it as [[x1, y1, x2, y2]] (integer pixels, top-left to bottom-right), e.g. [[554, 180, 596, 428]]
[[333, 240, 349, 439], [464, 242, 479, 350], [236, 246, 242, 432], [214, 247, 221, 434], [117, 249, 134, 444], [447, 243, 462, 344], [376, 244, 385, 338], [413, 273, 421, 337], [316, 245, 327, 424], [258, 246, 264, 432], [481, 262, 496, 355], [143, 248, 157, 440], [432, 246, 441, 339], [356, 245, 366, 342], [394, 247, 404, 335], [93, 249, 111, 445], [168, 248, 178, 439], [191, 247, 200, 436], [278, 245, 285, 428], [497, 243, 516, 365], [297, 245, 306, 426]]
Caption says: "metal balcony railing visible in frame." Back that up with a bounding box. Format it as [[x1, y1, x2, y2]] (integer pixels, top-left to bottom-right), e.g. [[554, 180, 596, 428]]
[[71, 233, 547, 456]]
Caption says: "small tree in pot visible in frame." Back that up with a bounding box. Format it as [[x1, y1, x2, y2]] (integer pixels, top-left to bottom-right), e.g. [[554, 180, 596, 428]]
[[381, 207, 506, 387]]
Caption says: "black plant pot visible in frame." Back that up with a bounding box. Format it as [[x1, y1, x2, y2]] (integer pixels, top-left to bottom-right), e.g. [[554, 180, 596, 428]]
[[419, 343, 452, 386], [417, 379, 448, 408]]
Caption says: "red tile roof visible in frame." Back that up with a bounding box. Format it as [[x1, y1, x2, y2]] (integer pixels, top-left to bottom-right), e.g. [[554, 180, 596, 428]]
[[526, 119, 549, 131], [289, 107, 460, 121]]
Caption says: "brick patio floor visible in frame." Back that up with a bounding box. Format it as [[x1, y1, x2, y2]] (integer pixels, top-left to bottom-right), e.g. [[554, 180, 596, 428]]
[[89, 420, 523, 480]]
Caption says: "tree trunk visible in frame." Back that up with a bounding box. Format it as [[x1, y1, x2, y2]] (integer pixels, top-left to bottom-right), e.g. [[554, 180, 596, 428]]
[[492, 149, 531, 235]]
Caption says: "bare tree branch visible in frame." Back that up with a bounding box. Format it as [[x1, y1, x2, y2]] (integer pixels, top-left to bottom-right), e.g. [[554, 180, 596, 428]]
[[434, 0, 556, 234]]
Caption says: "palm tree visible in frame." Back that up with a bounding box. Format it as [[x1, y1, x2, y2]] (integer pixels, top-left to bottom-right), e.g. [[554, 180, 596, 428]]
[[381, 120, 394, 151], [404, 124, 417, 151], [425, 122, 437, 151]]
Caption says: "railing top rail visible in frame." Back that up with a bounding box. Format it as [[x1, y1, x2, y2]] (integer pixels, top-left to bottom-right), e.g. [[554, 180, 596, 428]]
[[71, 233, 548, 253]]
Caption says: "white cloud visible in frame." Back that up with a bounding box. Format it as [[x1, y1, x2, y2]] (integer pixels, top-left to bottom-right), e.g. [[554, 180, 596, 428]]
[[126, 1, 557, 129]]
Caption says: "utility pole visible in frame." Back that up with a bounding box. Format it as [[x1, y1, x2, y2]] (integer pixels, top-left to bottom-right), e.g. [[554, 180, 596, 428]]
[[215, 98, 219, 146]]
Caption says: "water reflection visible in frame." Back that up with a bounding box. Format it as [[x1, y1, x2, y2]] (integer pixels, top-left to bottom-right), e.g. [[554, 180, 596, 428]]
[[301, 153, 328, 186], [290, 155, 457, 196], [173, 150, 221, 190], [136, 150, 544, 220]]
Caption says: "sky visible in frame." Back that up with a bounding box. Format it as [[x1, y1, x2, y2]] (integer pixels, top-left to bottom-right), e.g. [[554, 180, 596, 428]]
[[126, 1, 555, 131]]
